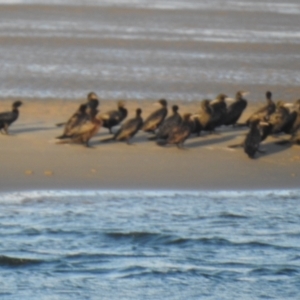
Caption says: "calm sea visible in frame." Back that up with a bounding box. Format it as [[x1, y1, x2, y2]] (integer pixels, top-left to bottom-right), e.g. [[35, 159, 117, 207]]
[[0, 0, 300, 101], [0, 190, 299, 299]]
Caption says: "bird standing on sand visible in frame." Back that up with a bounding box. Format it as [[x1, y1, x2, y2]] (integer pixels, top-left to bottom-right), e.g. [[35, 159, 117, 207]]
[[280, 99, 300, 135], [275, 99, 300, 145], [56, 103, 89, 139], [56, 92, 99, 127], [224, 91, 248, 127], [229, 118, 270, 158], [142, 99, 168, 134], [268, 101, 292, 134], [100, 101, 128, 133], [154, 105, 182, 140], [101, 108, 143, 144], [57, 112, 102, 147], [190, 99, 214, 136], [246, 91, 275, 125], [157, 113, 192, 149], [0, 100, 23, 134], [205, 94, 228, 132]]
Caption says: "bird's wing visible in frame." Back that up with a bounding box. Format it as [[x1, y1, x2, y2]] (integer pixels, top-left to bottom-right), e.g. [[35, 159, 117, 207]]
[[143, 109, 166, 130], [0, 111, 14, 122]]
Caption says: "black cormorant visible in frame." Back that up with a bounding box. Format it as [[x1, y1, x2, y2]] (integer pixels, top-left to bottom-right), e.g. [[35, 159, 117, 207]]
[[268, 101, 291, 134], [102, 108, 143, 144], [228, 118, 270, 158], [0, 100, 23, 134], [246, 91, 275, 125], [190, 99, 213, 135], [142, 99, 168, 134], [56, 104, 88, 139], [157, 113, 192, 148], [154, 105, 182, 140], [100, 101, 128, 133], [205, 94, 228, 131], [280, 99, 300, 135], [56, 113, 102, 147], [224, 91, 248, 126]]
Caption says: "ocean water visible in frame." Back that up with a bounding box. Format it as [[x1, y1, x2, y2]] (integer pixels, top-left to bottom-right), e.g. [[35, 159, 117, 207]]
[[0, 0, 300, 101], [0, 190, 299, 299]]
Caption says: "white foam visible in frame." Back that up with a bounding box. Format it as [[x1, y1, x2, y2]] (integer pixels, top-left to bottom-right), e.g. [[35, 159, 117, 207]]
[[0, 189, 299, 204]]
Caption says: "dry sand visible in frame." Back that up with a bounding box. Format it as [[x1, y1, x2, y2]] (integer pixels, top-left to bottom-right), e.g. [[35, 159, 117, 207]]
[[0, 98, 299, 192]]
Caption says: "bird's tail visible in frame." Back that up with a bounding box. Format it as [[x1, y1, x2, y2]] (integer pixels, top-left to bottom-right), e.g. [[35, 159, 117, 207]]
[[56, 134, 70, 139], [56, 122, 66, 127]]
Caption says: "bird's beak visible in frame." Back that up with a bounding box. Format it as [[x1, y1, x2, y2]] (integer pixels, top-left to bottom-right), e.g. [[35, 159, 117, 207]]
[[241, 91, 249, 97]]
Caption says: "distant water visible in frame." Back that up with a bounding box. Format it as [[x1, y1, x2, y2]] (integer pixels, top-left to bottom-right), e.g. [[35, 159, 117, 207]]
[[0, 0, 300, 101], [0, 190, 299, 299]]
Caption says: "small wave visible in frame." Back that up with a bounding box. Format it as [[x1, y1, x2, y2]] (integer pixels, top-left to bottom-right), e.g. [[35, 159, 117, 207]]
[[275, 268, 299, 275], [0, 255, 43, 267], [249, 267, 300, 276], [119, 266, 203, 279], [104, 231, 171, 245], [219, 212, 248, 219], [1, 189, 300, 204]]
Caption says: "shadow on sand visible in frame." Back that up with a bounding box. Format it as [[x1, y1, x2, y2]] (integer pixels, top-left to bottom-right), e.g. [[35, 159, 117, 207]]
[[12, 126, 57, 135]]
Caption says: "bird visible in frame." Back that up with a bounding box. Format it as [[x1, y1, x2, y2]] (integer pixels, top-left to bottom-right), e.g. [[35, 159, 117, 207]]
[[153, 105, 182, 140], [142, 99, 168, 134], [280, 99, 300, 135], [0, 100, 23, 134], [190, 99, 213, 136], [56, 114, 102, 147], [56, 103, 89, 139], [275, 99, 300, 146], [244, 119, 268, 158], [56, 92, 99, 127], [157, 113, 192, 149], [268, 101, 292, 134], [86, 98, 100, 120], [205, 94, 228, 132], [101, 108, 143, 144], [228, 118, 270, 158], [224, 91, 248, 126], [246, 91, 275, 125], [100, 101, 128, 133]]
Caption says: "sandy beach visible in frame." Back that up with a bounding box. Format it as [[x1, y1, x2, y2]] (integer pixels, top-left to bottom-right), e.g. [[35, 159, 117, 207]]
[[0, 1, 300, 192], [0, 98, 299, 192]]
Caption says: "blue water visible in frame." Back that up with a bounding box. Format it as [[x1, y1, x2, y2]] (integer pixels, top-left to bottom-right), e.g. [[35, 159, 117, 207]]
[[0, 190, 299, 299]]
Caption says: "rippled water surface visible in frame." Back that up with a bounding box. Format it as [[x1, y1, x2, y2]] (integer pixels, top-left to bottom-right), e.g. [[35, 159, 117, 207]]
[[0, 190, 299, 299], [0, 0, 300, 101]]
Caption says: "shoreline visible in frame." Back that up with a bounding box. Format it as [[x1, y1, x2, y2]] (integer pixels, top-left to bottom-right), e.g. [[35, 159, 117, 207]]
[[0, 98, 299, 193]]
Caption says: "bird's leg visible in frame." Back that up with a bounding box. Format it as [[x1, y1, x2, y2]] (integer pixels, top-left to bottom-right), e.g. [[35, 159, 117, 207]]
[[3, 124, 9, 135]]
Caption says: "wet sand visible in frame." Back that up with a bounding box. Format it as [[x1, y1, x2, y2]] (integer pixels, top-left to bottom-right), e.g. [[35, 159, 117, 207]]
[[1, 2, 300, 192], [0, 99, 299, 192]]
